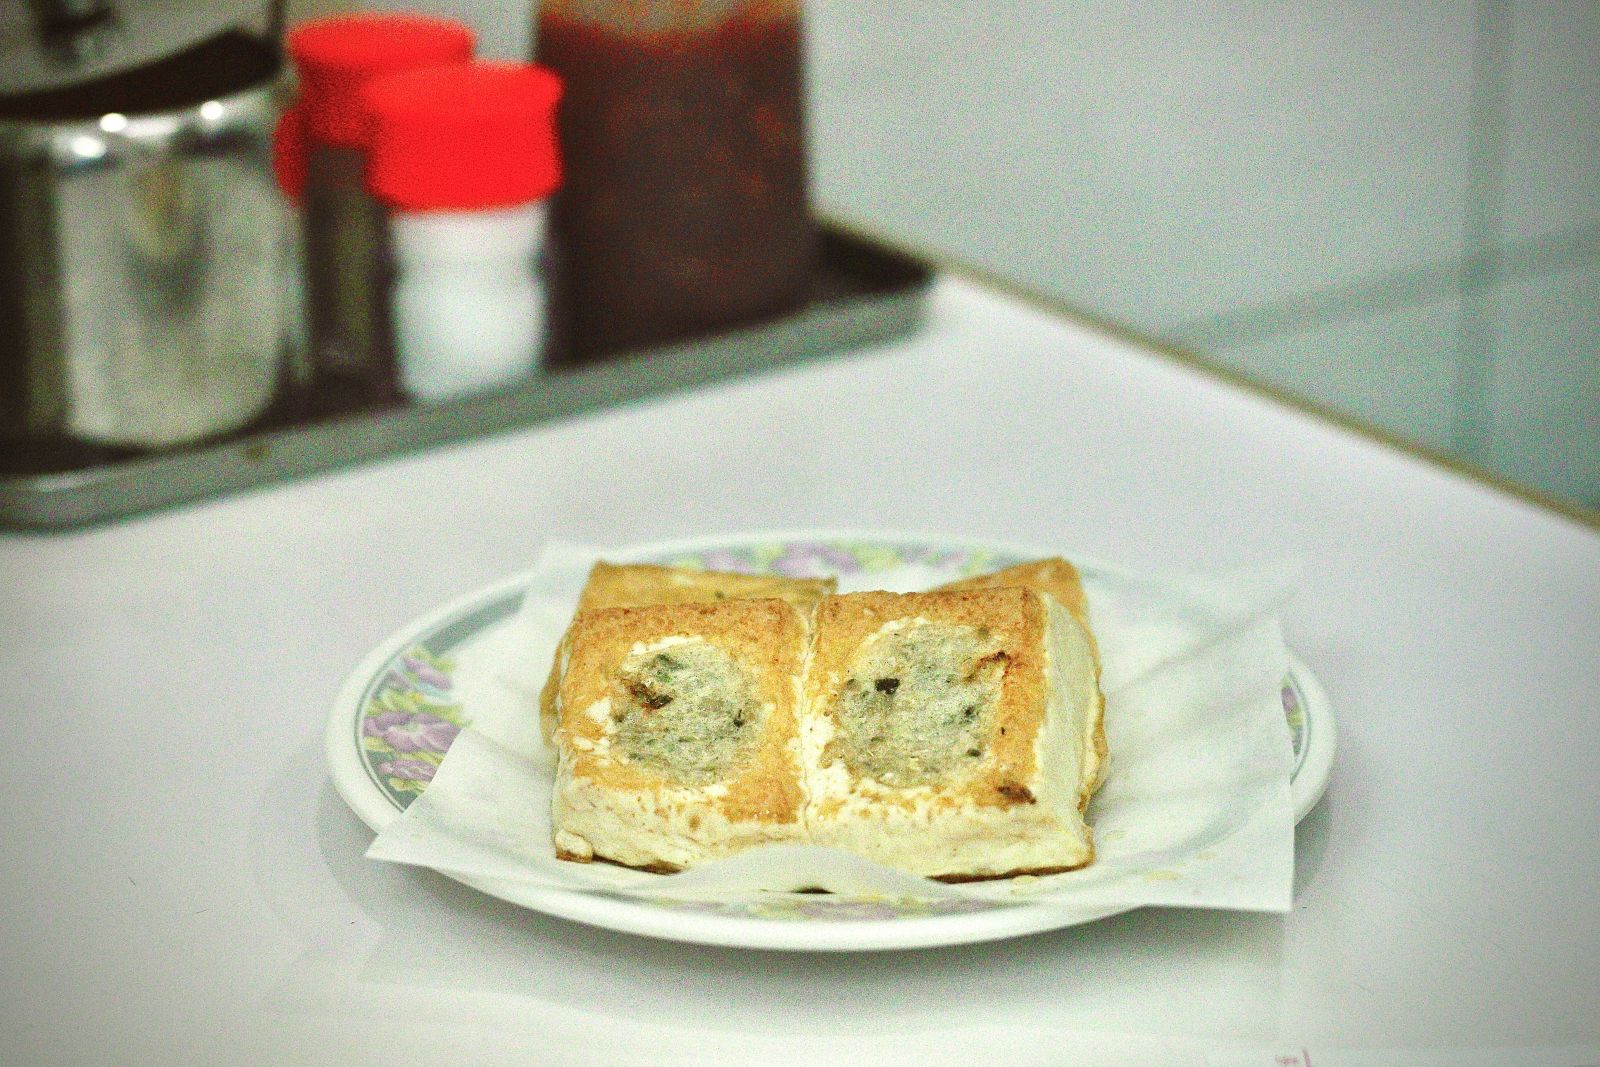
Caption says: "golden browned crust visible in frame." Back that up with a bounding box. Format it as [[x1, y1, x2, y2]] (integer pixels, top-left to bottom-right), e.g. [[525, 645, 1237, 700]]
[[556, 857, 1094, 883], [932, 855, 1092, 883], [537, 635, 573, 748], [938, 557, 1093, 652], [539, 563, 836, 746], [578, 561, 836, 613], [554, 849, 681, 874], [806, 587, 1049, 816], [557, 598, 808, 827], [938, 558, 1107, 809]]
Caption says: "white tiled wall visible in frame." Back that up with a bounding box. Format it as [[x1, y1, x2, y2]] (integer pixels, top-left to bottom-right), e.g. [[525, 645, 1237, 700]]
[[804, 0, 1598, 511], [1499, 0, 1600, 246], [1202, 295, 1466, 455], [806, 1, 1478, 333], [354, 0, 531, 59], [1485, 262, 1600, 503]]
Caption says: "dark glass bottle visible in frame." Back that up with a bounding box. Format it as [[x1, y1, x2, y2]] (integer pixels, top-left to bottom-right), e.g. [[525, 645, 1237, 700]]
[[536, 1, 816, 360]]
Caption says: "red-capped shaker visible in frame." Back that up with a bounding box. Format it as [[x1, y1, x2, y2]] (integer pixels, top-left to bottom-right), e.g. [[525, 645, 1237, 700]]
[[274, 14, 474, 395], [361, 63, 563, 403], [275, 14, 475, 199]]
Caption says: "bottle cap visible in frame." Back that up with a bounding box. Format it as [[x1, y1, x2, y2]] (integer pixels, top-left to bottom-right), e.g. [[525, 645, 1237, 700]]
[[362, 62, 563, 212], [287, 14, 475, 149], [270, 101, 309, 203]]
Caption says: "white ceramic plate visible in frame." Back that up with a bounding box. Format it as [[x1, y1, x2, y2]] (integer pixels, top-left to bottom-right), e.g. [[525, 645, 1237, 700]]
[[327, 530, 1335, 951]]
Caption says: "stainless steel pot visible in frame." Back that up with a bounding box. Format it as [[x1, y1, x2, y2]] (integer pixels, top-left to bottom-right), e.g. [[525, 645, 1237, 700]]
[[0, 32, 295, 450]]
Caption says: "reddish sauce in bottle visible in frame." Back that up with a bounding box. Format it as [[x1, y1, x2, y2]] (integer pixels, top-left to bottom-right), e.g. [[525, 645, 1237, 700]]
[[537, 9, 816, 359]]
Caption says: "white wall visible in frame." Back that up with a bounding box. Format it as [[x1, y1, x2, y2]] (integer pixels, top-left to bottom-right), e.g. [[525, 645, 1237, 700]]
[[355, 0, 531, 59], [804, 0, 1599, 508]]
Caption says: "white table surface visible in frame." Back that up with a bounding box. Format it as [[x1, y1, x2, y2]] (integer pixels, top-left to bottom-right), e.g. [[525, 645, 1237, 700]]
[[4, 276, 1597, 1067]]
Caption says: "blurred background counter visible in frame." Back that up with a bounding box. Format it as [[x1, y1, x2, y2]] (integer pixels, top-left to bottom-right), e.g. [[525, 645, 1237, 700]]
[[3, 0, 1594, 520]]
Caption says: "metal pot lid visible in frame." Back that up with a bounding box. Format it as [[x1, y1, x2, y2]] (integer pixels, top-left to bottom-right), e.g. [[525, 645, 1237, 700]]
[[0, 29, 282, 124], [0, 1, 275, 101]]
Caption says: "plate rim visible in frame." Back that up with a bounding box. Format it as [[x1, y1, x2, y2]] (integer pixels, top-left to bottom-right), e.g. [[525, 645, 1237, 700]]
[[325, 528, 1334, 951]]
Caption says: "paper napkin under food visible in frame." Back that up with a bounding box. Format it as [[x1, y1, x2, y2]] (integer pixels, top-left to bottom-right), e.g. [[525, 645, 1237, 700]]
[[367, 541, 1298, 911]]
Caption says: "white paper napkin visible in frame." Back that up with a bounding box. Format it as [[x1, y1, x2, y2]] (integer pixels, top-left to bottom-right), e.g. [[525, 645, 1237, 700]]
[[367, 541, 1299, 912]]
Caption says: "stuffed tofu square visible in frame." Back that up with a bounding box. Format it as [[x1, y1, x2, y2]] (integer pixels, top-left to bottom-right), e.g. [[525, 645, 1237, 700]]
[[936, 557, 1107, 808], [801, 586, 1103, 879], [539, 563, 834, 746], [550, 598, 810, 872]]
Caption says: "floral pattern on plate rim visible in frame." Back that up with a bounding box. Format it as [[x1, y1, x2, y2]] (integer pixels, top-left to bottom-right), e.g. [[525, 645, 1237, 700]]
[[358, 645, 468, 799], [355, 537, 1306, 922]]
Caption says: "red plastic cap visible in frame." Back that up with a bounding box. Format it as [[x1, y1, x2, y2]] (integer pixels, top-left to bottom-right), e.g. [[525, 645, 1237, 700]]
[[272, 102, 309, 203], [286, 14, 475, 150], [362, 63, 564, 212]]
